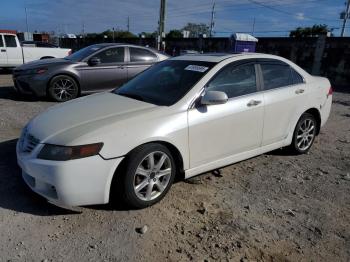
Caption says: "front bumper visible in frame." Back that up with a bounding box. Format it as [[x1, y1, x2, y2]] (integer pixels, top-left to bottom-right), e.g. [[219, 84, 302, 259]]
[[12, 74, 48, 97], [16, 142, 123, 206]]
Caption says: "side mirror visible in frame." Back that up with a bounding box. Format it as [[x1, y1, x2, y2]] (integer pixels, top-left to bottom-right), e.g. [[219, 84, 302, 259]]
[[88, 57, 101, 66], [201, 91, 228, 105]]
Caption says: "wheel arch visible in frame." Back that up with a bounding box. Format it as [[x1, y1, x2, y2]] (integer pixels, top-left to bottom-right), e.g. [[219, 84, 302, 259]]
[[40, 56, 55, 60], [303, 108, 321, 135], [108, 140, 185, 203]]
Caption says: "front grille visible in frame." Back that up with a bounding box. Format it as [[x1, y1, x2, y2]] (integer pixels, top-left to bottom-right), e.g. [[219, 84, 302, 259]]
[[19, 128, 40, 153]]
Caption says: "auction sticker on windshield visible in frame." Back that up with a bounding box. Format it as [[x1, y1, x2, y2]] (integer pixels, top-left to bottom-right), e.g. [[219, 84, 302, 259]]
[[185, 65, 209, 73]]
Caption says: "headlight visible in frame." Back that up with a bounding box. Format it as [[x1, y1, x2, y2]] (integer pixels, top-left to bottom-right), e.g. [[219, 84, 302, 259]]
[[22, 68, 48, 75], [37, 143, 103, 161]]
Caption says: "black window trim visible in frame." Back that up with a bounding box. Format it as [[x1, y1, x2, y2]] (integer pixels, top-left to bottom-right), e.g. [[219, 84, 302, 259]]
[[257, 58, 305, 92], [126, 46, 159, 65]]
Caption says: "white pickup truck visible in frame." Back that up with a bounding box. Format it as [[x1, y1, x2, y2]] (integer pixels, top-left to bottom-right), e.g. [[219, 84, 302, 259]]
[[0, 33, 71, 68]]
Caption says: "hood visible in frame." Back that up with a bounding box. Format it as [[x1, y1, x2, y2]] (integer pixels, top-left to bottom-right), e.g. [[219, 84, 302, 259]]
[[15, 58, 73, 70], [28, 92, 157, 144]]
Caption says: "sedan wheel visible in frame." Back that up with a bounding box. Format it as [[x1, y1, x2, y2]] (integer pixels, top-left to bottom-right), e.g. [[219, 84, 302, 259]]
[[48, 75, 79, 102], [134, 151, 172, 201], [291, 113, 317, 154], [115, 143, 176, 209]]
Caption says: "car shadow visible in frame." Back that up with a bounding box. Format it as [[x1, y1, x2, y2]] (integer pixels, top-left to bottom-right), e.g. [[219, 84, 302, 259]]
[[0, 86, 44, 102], [0, 139, 80, 216]]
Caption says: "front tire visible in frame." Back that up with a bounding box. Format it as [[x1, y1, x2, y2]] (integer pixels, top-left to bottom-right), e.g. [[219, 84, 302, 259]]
[[48, 75, 79, 102], [117, 143, 176, 209], [290, 113, 317, 154]]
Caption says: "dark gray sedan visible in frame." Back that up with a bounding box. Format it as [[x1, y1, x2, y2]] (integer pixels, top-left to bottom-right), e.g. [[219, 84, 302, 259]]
[[13, 43, 169, 102]]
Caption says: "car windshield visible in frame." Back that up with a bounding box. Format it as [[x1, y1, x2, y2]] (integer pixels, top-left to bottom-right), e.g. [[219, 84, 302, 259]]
[[114, 60, 216, 106], [65, 45, 104, 61]]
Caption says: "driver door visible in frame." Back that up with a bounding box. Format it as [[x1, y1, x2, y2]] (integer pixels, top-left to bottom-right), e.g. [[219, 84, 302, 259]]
[[78, 46, 128, 92], [0, 35, 7, 66], [188, 61, 264, 168]]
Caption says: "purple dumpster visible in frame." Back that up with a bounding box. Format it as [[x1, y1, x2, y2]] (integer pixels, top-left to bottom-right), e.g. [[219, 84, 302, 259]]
[[232, 33, 258, 53]]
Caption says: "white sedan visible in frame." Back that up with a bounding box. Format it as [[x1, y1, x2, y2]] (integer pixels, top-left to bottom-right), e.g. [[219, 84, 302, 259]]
[[17, 53, 332, 208]]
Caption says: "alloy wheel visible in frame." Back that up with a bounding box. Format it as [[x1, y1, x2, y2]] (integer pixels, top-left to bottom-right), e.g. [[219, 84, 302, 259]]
[[296, 118, 315, 151], [133, 151, 172, 201], [52, 78, 76, 101]]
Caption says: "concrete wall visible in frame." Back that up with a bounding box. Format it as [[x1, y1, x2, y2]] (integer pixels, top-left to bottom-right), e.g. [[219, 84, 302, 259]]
[[60, 36, 349, 88], [256, 37, 350, 88]]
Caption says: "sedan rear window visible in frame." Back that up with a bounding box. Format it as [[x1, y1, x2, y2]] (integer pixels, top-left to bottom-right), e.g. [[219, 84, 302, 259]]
[[114, 60, 216, 106], [129, 47, 157, 62], [261, 63, 292, 90]]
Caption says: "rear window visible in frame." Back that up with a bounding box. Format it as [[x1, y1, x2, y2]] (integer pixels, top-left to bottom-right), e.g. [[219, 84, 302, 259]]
[[291, 68, 304, 85], [4, 35, 17, 47], [129, 47, 157, 62], [261, 63, 292, 90]]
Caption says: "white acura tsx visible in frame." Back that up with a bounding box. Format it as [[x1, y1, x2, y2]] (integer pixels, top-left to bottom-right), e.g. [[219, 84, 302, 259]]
[[17, 53, 332, 208]]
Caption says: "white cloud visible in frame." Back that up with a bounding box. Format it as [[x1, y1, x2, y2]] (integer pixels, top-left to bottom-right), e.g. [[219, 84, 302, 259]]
[[296, 12, 305, 20]]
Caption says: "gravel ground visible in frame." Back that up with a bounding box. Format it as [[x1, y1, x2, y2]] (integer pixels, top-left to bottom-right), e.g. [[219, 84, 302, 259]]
[[0, 73, 349, 262]]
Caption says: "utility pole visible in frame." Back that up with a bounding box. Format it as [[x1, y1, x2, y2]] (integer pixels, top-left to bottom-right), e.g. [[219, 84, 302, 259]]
[[209, 0, 216, 37], [25, 7, 29, 32], [158, 0, 166, 51], [112, 27, 115, 42], [252, 17, 256, 35], [127, 16, 130, 32], [341, 0, 350, 37]]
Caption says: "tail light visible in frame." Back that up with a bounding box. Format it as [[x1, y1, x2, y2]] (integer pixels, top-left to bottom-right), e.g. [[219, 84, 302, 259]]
[[327, 86, 333, 97]]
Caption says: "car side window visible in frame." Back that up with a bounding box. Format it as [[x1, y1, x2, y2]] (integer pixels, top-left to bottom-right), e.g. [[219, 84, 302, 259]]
[[260, 63, 293, 90], [4, 35, 17, 47], [207, 63, 257, 99], [95, 47, 125, 64], [0, 36, 3, 47], [291, 68, 304, 85], [129, 47, 157, 62]]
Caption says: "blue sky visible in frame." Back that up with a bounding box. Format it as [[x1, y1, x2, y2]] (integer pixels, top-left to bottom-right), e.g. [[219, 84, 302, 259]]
[[0, 0, 348, 37]]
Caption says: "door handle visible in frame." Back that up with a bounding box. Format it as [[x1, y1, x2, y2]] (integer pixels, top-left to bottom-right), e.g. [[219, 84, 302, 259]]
[[295, 89, 305, 94], [1, 49, 6, 52], [247, 100, 262, 107], [117, 65, 125, 69]]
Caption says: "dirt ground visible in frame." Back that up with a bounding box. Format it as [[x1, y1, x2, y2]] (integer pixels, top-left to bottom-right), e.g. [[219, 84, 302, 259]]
[[0, 73, 349, 262]]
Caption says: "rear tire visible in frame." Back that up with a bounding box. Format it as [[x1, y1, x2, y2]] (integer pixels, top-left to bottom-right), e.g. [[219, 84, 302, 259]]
[[48, 75, 79, 102], [115, 143, 176, 209], [289, 113, 317, 154]]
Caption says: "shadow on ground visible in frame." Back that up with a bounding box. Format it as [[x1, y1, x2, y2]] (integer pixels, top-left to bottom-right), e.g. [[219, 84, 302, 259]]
[[0, 86, 43, 102], [0, 139, 80, 216]]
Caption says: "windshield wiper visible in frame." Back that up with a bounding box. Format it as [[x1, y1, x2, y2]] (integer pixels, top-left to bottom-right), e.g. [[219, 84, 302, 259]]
[[117, 92, 145, 102]]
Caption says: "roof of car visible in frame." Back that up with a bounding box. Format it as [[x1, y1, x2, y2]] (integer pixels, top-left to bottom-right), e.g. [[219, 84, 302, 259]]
[[91, 43, 161, 52], [171, 52, 279, 63]]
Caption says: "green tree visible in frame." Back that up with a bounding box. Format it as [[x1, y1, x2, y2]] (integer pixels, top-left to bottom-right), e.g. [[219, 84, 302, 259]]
[[181, 23, 209, 37], [166, 29, 183, 38], [290, 24, 329, 37], [139, 31, 158, 38]]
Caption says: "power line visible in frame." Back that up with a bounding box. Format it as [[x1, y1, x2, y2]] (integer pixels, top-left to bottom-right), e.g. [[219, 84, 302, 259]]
[[246, 0, 339, 22]]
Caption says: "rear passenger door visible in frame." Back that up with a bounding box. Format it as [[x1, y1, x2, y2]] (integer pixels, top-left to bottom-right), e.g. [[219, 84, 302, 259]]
[[258, 59, 306, 146], [126, 47, 158, 80]]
